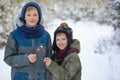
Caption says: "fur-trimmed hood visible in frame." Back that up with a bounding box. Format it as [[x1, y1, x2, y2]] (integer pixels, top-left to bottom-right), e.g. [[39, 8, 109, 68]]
[[70, 39, 80, 54]]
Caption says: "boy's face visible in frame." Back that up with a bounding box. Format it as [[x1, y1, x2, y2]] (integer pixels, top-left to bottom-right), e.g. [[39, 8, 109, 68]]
[[24, 8, 39, 28], [56, 33, 68, 50]]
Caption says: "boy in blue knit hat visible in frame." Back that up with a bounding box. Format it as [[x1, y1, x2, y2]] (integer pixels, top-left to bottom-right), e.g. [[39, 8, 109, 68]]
[[4, 1, 52, 80]]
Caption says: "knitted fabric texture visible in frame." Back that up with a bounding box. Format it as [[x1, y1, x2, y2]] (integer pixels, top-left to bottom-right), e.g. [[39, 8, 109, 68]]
[[17, 24, 44, 38], [54, 48, 78, 65]]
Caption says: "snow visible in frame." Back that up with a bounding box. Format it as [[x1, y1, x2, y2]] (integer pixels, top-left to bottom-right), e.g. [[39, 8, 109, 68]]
[[1, 20, 120, 80], [0, 47, 11, 80]]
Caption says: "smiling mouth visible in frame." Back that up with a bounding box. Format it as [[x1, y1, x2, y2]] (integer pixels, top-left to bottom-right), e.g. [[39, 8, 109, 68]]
[[30, 21, 36, 22]]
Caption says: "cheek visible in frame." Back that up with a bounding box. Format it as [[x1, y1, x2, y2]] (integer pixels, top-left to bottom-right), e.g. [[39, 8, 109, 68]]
[[64, 41, 68, 47], [24, 17, 29, 22], [36, 18, 39, 22], [56, 41, 59, 46]]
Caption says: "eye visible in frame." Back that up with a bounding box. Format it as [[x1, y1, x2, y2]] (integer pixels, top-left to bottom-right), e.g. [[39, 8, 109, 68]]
[[34, 14, 38, 16], [56, 38, 60, 41], [27, 14, 31, 16], [62, 38, 66, 40]]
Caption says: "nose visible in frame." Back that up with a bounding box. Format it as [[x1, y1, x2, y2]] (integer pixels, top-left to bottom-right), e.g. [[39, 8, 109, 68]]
[[59, 40, 63, 45], [30, 17, 35, 20]]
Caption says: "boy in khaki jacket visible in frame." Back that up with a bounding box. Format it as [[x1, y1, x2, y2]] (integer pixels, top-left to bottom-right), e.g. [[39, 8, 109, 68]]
[[44, 22, 82, 80]]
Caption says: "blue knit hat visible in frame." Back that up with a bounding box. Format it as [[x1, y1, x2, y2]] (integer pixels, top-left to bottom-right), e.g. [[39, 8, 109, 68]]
[[20, 1, 42, 24]]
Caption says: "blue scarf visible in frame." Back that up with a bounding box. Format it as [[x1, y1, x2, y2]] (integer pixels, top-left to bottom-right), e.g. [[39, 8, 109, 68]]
[[17, 24, 44, 38]]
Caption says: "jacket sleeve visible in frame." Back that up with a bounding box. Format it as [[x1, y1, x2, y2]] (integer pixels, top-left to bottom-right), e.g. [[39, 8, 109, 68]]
[[47, 54, 81, 80], [4, 34, 30, 67], [47, 37, 52, 58], [46, 35, 53, 80]]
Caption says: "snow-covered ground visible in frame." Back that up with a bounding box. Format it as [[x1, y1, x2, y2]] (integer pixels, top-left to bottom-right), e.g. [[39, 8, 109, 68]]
[[1, 20, 120, 80]]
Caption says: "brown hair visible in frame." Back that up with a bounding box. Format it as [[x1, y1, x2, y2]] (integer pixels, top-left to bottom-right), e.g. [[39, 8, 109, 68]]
[[26, 6, 37, 12]]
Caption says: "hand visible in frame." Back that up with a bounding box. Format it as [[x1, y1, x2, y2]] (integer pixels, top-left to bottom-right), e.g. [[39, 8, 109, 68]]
[[28, 54, 37, 63], [44, 57, 51, 66]]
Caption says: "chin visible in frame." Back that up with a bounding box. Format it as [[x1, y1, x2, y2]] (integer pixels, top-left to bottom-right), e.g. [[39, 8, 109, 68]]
[[59, 48, 65, 50]]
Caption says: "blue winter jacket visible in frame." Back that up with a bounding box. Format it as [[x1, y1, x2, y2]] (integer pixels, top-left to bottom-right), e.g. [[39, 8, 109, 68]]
[[4, 29, 52, 80]]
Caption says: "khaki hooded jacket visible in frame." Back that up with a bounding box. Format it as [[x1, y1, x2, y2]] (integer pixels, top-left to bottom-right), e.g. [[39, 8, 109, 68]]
[[47, 39, 82, 80]]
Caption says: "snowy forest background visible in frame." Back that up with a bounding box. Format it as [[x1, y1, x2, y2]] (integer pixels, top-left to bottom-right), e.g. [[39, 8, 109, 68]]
[[0, 0, 120, 80], [0, 0, 120, 47]]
